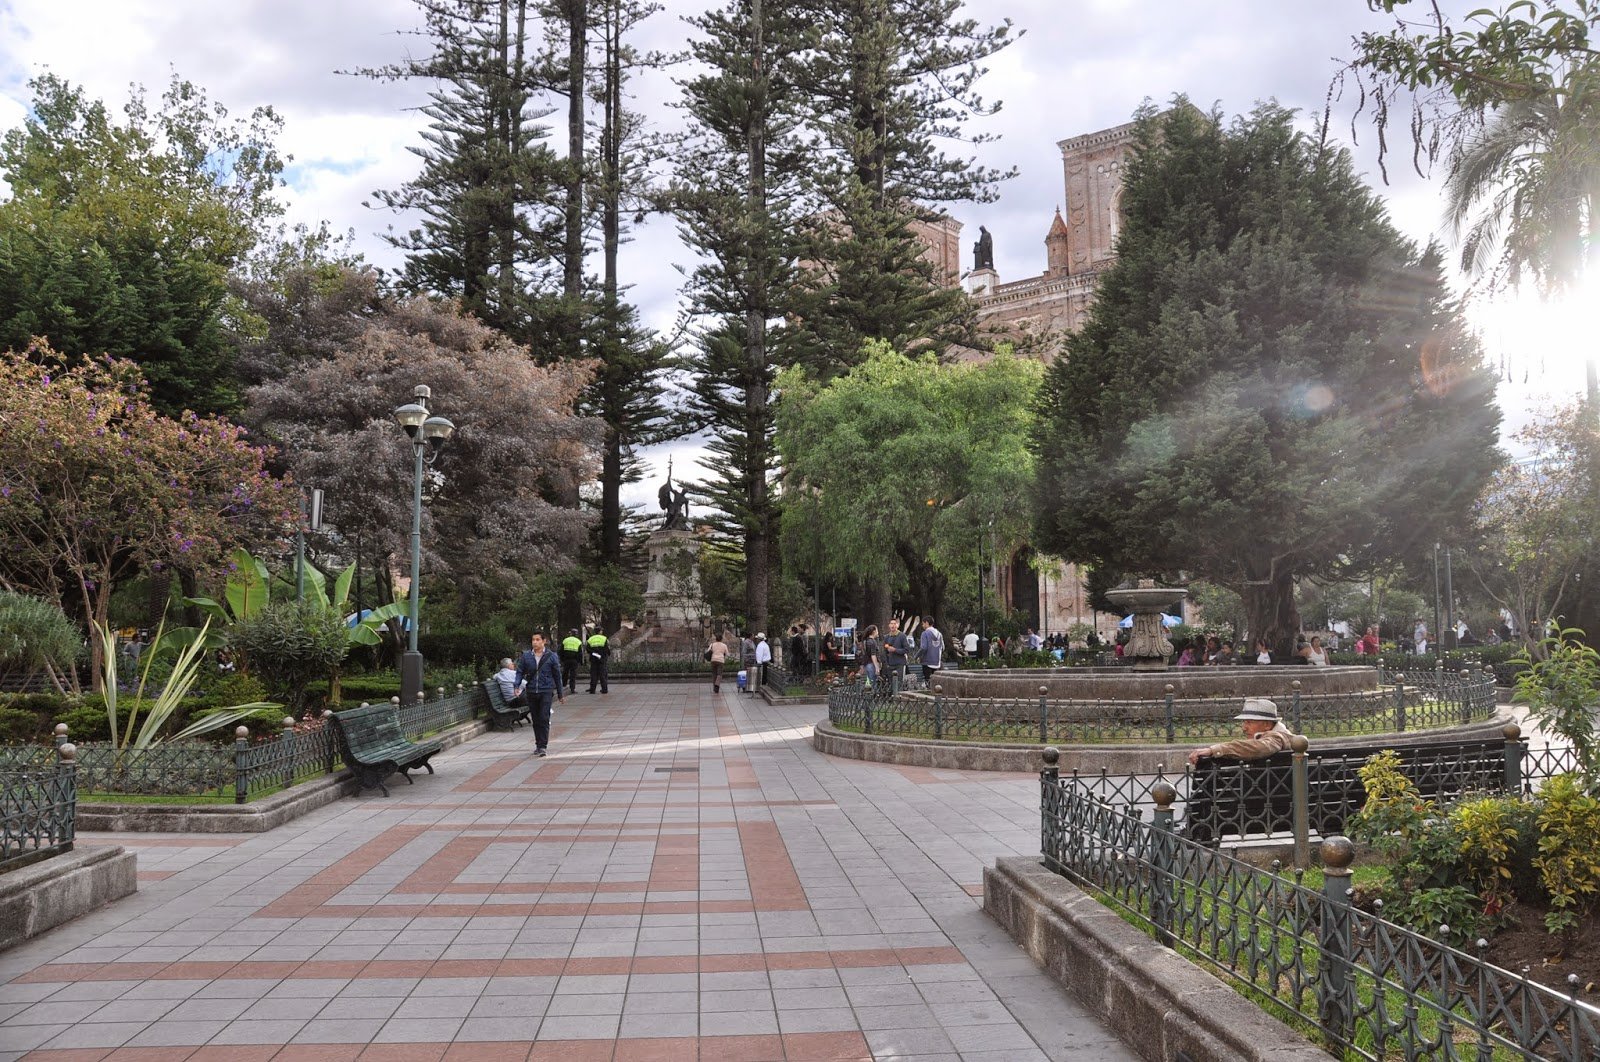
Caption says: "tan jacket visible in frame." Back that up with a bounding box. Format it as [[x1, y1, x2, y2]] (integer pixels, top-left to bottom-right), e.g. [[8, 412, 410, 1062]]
[[1204, 723, 1295, 761]]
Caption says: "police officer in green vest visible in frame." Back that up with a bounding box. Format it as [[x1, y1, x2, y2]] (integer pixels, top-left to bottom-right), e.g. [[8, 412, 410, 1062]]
[[559, 629, 583, 694], [585, 629, 610, 694]]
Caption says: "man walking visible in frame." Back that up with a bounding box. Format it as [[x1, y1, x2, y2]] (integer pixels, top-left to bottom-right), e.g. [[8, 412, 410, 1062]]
[[882, 618, 912, 693], [559, 629, 583, 694], [585, 628, 610, 694], [516, 632, 564, 757]]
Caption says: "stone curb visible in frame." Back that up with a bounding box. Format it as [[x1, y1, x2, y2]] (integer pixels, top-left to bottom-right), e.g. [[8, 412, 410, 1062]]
[[76, 718, 488, 833], [0, 845, 137, 953], [813, 710, 1516, 773], [983, 855, 1329, 1062]]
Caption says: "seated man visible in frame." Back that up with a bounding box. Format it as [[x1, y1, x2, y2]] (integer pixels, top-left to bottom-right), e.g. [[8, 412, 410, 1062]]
[[1187, 699, 1295, 766], [493, 656, 531, 721]]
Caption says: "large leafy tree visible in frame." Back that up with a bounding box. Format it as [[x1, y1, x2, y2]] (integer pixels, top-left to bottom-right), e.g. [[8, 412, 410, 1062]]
[[244, 297, 600, 611], [1343, 0, 1600, 292], [674, 0, 814, 637], [0, 75, 287, 415], [1031, 102, 1503, 655], [777, 342, 1039, 629], [0, 347, 298, 684]]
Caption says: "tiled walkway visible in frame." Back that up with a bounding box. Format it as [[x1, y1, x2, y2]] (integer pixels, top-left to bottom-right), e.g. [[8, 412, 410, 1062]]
[[0, 684, 1137, 1062]]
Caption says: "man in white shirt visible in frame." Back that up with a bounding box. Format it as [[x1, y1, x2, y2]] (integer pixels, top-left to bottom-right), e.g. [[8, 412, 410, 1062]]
[[1413, 619, 1429, 656], [962, 630, 979, 657], [754, 632, 772, 688]]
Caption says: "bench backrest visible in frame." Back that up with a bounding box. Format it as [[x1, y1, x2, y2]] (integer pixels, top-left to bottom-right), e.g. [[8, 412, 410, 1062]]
[[483, 678, 511, 712], [335, 702, 405, 751], [1187, 738, 1510, 841]]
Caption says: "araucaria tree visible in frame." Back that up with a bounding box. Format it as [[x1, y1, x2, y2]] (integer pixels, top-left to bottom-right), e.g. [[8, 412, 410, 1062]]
[[788, 0, 1015, 372], [674, 0, 814, 637], [0, 348, 298, 684], [1031, 102, 1502, 654]]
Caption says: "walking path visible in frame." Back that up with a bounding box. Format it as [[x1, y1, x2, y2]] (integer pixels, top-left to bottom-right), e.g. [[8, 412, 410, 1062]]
[[0, 684, 1136, 1062]]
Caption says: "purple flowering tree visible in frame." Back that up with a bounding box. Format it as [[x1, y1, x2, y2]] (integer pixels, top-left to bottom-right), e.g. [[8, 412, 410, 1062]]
[[0, 345, 298, 686]]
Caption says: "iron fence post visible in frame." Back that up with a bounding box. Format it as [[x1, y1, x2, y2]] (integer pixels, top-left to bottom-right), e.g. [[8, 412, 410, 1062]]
[[1150, 779, 1178, 945], [233, 726, 250, 805], [1459, 669, 1472, 724], [1291, 679, 1303, 733], [322, 710, 336, 773], [1317, 835, 1356, 1049], [1164, 684, 1175, 744], [864, 695, 873, 735], [1394, 672, 1407, 732], [1040, 747, 1060, 871], [1038, 685, 1049, 745], [1503, 722, 1523, 794], [933, 685, 943, 740], [1291, 735, 1311, 870], [57, 739, 77, 848]]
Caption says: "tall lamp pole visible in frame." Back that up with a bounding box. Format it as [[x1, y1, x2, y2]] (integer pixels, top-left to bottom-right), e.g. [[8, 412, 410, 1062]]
[[392, 385, 454, 706]]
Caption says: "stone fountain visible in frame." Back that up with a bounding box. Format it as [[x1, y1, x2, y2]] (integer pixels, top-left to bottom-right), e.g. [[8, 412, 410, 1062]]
[[1105, 579, 1186, 670]]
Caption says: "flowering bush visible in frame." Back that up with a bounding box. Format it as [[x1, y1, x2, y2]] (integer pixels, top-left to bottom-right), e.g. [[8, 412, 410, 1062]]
[[0, 347, 297, 684]]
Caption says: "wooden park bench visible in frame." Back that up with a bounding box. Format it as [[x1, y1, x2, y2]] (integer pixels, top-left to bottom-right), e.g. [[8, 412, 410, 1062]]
[[331, 702, 445, 797], [482, 678, 532, 731], [1182, 737, 1508, 845]]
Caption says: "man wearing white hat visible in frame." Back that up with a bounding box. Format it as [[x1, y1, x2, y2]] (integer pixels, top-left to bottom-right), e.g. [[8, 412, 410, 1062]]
[[753, 633, 772, 689], [1187, 699, 1296, 766]]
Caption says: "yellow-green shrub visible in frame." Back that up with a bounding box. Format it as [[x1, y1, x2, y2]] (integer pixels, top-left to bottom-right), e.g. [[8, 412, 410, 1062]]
[[1451, 796, 1525, 901], [1534, 774, 1600, 934]]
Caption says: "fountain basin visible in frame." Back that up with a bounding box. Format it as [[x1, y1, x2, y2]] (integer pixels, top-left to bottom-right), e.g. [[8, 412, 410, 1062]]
[[931, 665, 1380, 701]]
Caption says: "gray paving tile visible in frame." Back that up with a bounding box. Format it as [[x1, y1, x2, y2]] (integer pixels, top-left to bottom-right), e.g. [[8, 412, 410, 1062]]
[[535, 1013, 620, 1039], [290, 1017, 386, 1043], [209, 1018, 311, 1044]]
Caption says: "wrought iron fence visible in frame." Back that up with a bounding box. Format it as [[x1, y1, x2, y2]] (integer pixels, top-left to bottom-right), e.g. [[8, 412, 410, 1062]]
[[1040, 766, 1600, 1059], [827, 669, 1497, 745], [0, 685, 486, 804], [0, 749, 75, 872]]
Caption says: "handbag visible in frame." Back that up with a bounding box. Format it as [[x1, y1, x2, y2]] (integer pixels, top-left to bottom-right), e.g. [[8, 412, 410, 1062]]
[[703, 647, 713, 662]]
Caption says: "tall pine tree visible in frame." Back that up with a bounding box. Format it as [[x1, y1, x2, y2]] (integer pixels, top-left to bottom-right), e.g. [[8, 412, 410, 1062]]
[[788, 0, 1014, 375], [674, 0, 813, 636]]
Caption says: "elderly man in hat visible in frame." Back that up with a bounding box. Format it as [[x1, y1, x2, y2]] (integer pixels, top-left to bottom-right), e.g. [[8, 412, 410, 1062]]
[[1187, 698, 1296, 766]]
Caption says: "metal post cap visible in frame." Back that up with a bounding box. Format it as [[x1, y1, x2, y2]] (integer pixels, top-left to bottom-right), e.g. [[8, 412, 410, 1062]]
[[283, 716, 296, 729], [1038, 685, 1048, 695], [1292, 679, 1301, 690], [1151, 781, 1177, 808], [1503, 722, 1522, 741], [932, 684, 942, 694], [1320, 835, 1355, 869], [1041, 746, 1060, 766], [235, 726, 250, 739], [53, 723, 67, 737], [1290, 734, 1310, 753], [58, 742, 76, 762], [1164, 683, 1174, 694]]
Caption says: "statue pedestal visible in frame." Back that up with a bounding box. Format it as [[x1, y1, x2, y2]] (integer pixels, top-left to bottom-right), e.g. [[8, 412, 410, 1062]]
[[641, 529, 703, 627], [965, 267, 998, 296]]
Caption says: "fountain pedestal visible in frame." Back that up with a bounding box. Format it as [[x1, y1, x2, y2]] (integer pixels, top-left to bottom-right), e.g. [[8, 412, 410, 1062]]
[[1105, 580, 1187, 670]]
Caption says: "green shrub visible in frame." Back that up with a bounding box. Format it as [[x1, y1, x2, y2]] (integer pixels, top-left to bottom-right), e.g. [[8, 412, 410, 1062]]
[[1451, 796, 1532, 903], [0, 590, 83, 681], [419, 624, 515, 668], [230, 602, 350, 713], [1534, 773, 1600, 934], [58, 702, 114, 743], [0, 707, 42, 743]]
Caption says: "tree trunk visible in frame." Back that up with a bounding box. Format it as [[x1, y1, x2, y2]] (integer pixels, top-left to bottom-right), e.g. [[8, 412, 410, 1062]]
[[557, 0, 588, 635], [864, 579, 891, 633], [597, 0, 624, 632], [1241, 572, 1300, 662]]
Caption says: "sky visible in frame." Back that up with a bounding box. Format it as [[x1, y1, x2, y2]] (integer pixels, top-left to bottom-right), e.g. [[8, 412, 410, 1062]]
[[0, 0, 1591, 504]]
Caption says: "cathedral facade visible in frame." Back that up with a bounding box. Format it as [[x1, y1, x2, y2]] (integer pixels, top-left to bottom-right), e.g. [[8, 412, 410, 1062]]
[[936, 119, 1142, 638]]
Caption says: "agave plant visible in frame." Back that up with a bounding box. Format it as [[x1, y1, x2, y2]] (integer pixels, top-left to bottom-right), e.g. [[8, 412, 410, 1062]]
[[95, 618, 279, 750]]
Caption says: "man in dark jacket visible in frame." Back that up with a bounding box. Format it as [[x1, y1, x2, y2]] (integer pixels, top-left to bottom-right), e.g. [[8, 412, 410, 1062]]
[[516, 631, 565, 757]]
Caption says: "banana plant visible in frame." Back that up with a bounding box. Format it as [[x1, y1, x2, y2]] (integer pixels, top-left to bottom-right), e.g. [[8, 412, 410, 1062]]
[[95, 618, 279, 751], [183, 548, 397, 649]]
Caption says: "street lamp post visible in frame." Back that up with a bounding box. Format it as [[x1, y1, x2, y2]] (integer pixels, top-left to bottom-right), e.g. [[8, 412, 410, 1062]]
[[393, 385, 455, 706]]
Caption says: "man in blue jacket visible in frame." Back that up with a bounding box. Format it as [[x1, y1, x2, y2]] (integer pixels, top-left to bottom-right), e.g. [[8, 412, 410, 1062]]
[[516, 631, 565, 757]]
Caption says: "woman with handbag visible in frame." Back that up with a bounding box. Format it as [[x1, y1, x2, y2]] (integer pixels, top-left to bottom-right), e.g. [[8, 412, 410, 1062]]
[[706, 634, 729, 693]]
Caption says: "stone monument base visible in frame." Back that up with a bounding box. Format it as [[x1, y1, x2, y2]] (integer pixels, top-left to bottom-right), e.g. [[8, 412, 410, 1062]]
[[640, 528, 703, 627]]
